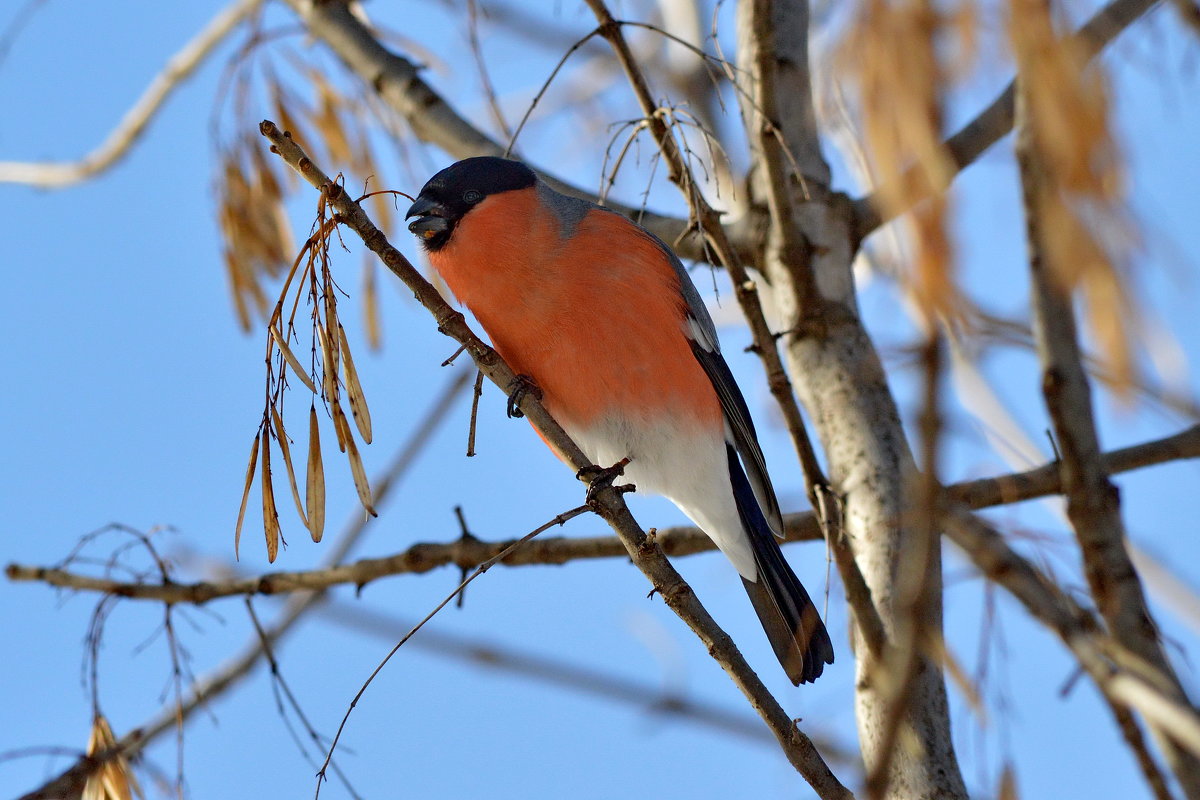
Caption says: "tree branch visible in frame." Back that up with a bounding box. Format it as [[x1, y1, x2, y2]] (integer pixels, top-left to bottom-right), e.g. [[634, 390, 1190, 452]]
[[851, 0, 1163, 241], [0, 0, 263, 188], [1016, 62, 1200, 796], [944, 507, 1200, 763], [275, 0, 734, 263], [11, 424, 1197, 602], [951, 424, 1200, 508]]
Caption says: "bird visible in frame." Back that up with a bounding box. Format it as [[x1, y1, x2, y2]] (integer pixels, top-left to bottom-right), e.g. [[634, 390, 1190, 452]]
[[405, 156, 834, 684]]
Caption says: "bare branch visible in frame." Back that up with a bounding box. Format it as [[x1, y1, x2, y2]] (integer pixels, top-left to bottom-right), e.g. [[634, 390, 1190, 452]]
[[944, 508, 1200, 763], [851, 0, 1163, 241], [275, 0, 727, 263], [953, 424, 1200, 509], [0, 0, 263, 188], [1016, 59, 1200, 795], [11, 424, 1197, 603]]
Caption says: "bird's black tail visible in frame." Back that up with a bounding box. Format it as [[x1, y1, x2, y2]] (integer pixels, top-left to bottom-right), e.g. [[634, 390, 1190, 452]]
[[727, 445, 834, 685]]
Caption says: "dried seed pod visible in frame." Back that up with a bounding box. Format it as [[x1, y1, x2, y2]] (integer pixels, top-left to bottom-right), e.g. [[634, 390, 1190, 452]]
[[270, 326, 318, 395], [306, 405, 326, 543], [234, 432, 261, 560], [261, 434, 280, 563], [363, 259, 382, 351], [338, 323, 373, 444], [85, 713, 142, 800], [317, 322, 339, 402], [271, 405, 307, 528], [330, 396, 350, 454], [343, 428, 377, 517]]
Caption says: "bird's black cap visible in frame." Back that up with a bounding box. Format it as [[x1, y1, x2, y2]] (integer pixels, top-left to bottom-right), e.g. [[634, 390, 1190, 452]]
[[406, 157, 537, 251]]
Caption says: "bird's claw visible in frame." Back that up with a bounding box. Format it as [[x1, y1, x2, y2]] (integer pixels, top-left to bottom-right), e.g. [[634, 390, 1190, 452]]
[[578, 458, 634, 506], [506, 374, 542, 419]]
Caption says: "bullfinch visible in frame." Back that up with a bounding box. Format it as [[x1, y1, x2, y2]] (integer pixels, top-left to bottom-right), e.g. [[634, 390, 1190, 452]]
[[406, 157, 834, 684]]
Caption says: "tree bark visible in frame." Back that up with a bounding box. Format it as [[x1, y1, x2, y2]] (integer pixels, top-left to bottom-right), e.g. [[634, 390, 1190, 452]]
[[737, 2, 967, 797]]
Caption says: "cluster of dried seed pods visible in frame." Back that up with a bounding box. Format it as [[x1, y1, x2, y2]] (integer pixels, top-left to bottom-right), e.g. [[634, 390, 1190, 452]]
[[236, 182, 376, 562], [218, 64, 390, 342]]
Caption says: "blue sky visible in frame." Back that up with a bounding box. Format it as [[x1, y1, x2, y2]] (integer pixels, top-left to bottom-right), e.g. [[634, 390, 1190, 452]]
[[2, 2, 1199, 799]]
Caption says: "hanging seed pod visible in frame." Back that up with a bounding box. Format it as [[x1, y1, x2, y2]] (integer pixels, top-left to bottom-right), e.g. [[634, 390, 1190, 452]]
[[306, 405, 326, 543], [234, 432, 261, 560], [338, 323, 373, 444]]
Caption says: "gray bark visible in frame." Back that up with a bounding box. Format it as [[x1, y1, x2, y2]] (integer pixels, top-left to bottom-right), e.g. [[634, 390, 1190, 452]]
[[736, 2, 967, 797]]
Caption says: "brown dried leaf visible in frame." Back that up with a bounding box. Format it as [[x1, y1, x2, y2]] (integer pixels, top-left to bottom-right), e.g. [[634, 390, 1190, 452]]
[[269, 326, 318, 395], [271, 406, 307, 528], [841, 0, 963, 322], [1010, 0, 1136, 389], [338, 322, 373, 444], [224, 248, 253, 332], [249, 143, 295, 268], [306, 405, 326, 543], [234, 432, 261, 560], [261, 434, 280, 563], [84, 713, 142, 800]]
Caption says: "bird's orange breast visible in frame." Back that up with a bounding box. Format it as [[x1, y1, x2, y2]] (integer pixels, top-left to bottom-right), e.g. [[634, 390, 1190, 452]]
[[428, 186, 721, 431]]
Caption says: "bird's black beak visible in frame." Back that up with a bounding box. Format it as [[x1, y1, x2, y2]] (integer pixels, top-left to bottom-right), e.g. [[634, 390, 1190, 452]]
[[405, 195, 450, 238]]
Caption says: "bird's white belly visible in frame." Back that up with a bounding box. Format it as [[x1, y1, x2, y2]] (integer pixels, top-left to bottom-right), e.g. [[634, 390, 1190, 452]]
[[565, 412, 757, 579]]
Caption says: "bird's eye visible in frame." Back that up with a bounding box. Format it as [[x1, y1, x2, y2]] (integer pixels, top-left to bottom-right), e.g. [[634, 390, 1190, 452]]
[[463, 189, 482, 204]]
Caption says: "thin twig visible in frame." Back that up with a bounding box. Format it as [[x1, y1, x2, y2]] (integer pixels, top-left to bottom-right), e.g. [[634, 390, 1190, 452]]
[[244, 599, 361, 799], [466, 369, 484, 457], [464, 0, 514, 143]]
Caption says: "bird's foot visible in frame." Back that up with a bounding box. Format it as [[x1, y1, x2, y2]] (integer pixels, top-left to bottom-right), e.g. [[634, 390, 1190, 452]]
[[577, 457, 634, 506], [506, 374, 542, 419]]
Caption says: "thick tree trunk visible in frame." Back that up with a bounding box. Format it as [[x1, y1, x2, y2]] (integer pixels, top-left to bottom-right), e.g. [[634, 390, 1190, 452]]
[[736, 2, 967, 797]]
